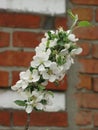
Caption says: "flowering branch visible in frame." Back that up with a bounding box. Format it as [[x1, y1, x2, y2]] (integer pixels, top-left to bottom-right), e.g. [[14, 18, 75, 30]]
[[11, 10, 90, 130], [11, 11, 84, 113]]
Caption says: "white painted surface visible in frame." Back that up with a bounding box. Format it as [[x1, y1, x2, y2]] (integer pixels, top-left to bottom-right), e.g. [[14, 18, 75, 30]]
[[0, 0, 66, 15], [0, 90, 65, 111]]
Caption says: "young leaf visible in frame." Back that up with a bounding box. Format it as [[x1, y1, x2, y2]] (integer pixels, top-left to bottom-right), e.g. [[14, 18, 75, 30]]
[[57, 55, 66, 65], [67, 10, 76, 20], [78, 21, 91, 27], [47, 31, 52, 40], [14, 100, 26, 106], [47, 91, 54, 97], [38, 85, 45, 91]]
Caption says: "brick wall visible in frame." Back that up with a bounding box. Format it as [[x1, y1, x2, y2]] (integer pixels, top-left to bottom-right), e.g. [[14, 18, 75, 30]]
[[70, 0, 98, 130], [0, 0, 98, 130]]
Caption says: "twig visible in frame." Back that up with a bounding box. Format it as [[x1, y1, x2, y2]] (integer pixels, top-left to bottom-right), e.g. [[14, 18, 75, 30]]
[[25, 113, 30, 130]]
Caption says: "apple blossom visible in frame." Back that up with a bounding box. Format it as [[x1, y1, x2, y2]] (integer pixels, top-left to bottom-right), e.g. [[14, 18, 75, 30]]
[[11, 11, 85, 114]]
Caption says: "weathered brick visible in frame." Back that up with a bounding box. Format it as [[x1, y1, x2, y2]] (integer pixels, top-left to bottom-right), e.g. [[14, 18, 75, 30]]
[[0, 51, 34, 67], [79, 43, 90, 56], [75, 110, 92, 125], [71, 0, 98, 5], [79, 58, 98, 74], [92, 44, 98, 58], [30, 112, 68, 127], [74, 26, 98, 40], [76, 93, 98, 109], [13, 31, 43, 48], [77, 74, 92, 90], [0, 71, 9, 87], [13, 110, 27, 126], [0, 32, 10, 47], [72, 8, 93, 21], [0, 111, 10, 126], [93, 77, 98, 92], [54, 17, 67, 30], [0, 12, 41, 28], [94, 112, 98, 127]]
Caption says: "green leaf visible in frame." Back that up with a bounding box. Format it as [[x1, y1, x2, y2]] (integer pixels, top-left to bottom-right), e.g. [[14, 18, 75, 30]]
[[78, 21, 91, 27], [14, 100, 26, 106], [47, 31, 52, 40], [47, 91, 54, 97], [46, 40, 50, 48], [57, 55, 62, 64], [29, 67, 33, 72], [38, 85, 45, 91], [57, 55, 66, 65], [47, 31, 51, 36], [57, 40, 65, 46], [68, 45, 76, 52]]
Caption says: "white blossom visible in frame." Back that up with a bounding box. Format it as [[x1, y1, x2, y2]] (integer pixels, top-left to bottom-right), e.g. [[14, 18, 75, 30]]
[[11, 79, 29, 90], [31, 49, 51, 68], [26, 104, 33, 113], [11, 13, 83, 113], [68, 34, 79, 42], [49, 39, 57, 47], [32, 69, 40, 82], [70, 48, 83, 55], [20, 70, 32, 83]]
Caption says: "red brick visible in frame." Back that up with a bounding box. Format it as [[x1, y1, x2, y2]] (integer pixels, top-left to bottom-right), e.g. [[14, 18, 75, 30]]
[[0, 111, 10, 126], [94, 112, 98, 126], [93, 77, 98, 92], [71, 0, 98, 5], [79, 43, 90, 56], [92, 44, 98, 58], [13, 31, 43, 48], [79, 58, 98, 74], [47, 76, 67, 91], [13, 111, 27, 126], [54, 17, 67, 30], [77, 74, 92, 90], [75, 110, 92, 125], [12, 71, 20, 85], [0, 12, 41, 28], [72, 8, 93, 21], [13, 111, 68, 127], [76, 93, 98, 109], [0, 51, 34, 67], [74, 26, 98, 40], [30, 112, 68, 127], [0, 71, 9, 87], [0, 32, 10, 47]]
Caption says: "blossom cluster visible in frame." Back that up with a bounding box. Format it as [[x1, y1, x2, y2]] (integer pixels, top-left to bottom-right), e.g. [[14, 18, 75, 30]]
[[11, 12, 83, 113]]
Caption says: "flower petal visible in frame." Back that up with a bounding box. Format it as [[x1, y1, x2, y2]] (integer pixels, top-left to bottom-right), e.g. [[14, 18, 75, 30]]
[[26, 105, 33, 113]]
